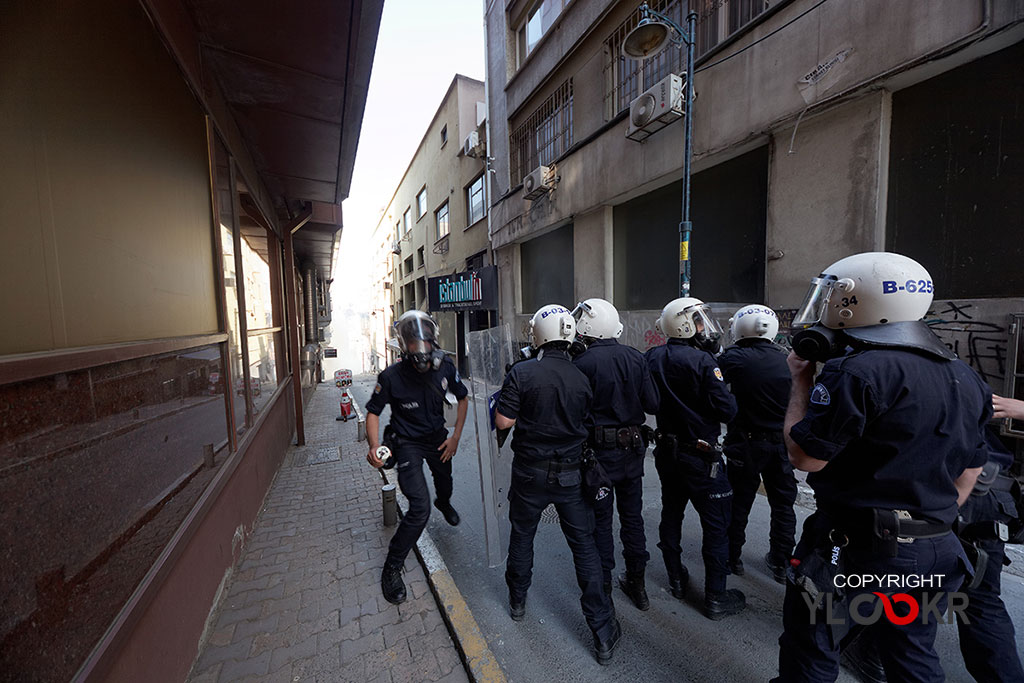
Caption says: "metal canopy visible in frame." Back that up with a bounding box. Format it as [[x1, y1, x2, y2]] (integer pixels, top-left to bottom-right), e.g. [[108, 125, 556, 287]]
[[183, 0, 383, 277]]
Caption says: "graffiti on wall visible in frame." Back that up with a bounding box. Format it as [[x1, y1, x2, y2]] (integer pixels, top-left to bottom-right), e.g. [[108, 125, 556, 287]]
[[925, 300, 1016, 389]]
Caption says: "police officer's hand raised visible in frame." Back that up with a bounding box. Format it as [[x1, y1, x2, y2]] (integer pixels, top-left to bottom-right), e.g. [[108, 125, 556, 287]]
[[437, 435, 459, 463], [787, 351, 815, 383]]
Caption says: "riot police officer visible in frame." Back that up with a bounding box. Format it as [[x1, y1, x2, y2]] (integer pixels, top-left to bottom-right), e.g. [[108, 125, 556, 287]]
[[718, 305, 796, 583], [365, 310, 468, 605], [495, 304, 621, 664], [839, 426, 1024, 683], [776, 252, 991, 682], [571, 298, 660, 609], [645, 297, 745, 620]]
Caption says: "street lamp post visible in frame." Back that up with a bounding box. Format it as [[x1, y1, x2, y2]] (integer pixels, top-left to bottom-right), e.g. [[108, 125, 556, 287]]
[[622, 3, 698, 297]]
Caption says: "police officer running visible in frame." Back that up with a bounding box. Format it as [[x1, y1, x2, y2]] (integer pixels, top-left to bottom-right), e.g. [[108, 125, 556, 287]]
[[776, 252, 991, 682], [645, 297, 745, 619], [571, 298, 660, 609], [718, 305, 796, 583], [365, 310, 468, 605], [494, 304, 621, 664]]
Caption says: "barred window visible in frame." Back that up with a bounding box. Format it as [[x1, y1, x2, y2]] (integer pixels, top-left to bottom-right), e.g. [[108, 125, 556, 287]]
[[604, 0, 772, 118], [509, 79, 573, 184]]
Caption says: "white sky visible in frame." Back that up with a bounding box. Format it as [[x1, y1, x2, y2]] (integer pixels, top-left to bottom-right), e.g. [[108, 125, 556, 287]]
[[328, 0, 486, 371]]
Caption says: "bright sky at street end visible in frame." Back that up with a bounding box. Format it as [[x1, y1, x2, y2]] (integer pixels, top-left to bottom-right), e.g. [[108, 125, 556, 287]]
[[329, 0, 486, 372]]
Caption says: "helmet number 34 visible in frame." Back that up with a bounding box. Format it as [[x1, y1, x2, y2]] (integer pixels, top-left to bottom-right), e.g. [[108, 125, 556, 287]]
[[882, 280, 933, 294]]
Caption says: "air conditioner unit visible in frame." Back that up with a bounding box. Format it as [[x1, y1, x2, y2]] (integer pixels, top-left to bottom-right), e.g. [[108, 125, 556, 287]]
[[522, 165, 552, 200], [391, 240, 401, 255], [462, 130, 485, 158], [626, 73, 685, 142]]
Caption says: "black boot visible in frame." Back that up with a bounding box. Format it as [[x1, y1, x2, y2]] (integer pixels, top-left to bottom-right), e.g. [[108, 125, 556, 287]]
[[764, 552, 787, 584], [509, 594, 526, 621], [434, 499, 461, 526], [728, 558, 745, 576], [667, 565, 688, 600], [618, 567, 650, 611], [704, 588, 745, 620], [594, 618, 622, 665], [840, 632, 888, 683], [381, 561, 406, 605]]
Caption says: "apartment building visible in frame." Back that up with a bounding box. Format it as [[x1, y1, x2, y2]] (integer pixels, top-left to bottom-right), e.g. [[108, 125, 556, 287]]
[[377, 75, 493, 372], [483, 0, 1024, 385]]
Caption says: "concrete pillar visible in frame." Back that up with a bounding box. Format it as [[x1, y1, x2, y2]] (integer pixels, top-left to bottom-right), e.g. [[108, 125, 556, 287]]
[[496, 243, 520, 324], [766, 91, 890, 309], [573, 206, 613, 302]]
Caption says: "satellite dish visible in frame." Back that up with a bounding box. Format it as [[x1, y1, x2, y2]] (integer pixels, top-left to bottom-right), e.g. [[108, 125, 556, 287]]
[[622, 17, 673, 60]]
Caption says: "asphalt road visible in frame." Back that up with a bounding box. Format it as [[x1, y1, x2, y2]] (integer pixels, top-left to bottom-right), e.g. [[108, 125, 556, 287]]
[[350, 375, 1024, 682]]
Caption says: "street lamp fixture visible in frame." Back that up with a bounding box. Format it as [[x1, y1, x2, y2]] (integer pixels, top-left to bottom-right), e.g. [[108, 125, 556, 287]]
[[622, 3, 698, 297]]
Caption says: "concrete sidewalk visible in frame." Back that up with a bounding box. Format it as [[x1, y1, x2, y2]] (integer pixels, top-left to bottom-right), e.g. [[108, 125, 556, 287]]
[[187, 385, 469, 683]]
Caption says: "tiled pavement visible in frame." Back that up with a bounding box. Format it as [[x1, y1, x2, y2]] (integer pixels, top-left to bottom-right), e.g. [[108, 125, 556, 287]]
[[187, 386, 469, 683]]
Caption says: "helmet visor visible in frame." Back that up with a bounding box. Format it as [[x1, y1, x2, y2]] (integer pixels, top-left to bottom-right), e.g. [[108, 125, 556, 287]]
[[686, 303, 723, 344], [395, 315, 438, 353], [570, 301, 592, 323], [792, 277, 835, 329]]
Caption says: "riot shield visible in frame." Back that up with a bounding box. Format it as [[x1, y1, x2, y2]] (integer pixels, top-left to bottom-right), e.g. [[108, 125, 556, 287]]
[[468, 323, 515, 567]]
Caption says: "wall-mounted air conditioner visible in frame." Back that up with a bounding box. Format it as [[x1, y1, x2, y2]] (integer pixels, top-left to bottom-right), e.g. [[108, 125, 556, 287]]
[[626, 73, 685, 142], [522, 165, 553, 200]]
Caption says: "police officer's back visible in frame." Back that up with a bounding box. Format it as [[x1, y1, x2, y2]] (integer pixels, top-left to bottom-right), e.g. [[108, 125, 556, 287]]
[[777, 252, 992, 682], [645, 297, 744, 620], [717, 305, 796, 582], [495, 304, 621, 664], [571, 298, 659, 610]]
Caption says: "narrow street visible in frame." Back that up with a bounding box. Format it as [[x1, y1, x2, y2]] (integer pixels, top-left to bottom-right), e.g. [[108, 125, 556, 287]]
[[349, 376, 1024, 682]]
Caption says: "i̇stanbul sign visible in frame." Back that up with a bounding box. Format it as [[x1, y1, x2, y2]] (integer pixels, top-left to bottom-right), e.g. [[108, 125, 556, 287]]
[[427, 265, 497, 312]]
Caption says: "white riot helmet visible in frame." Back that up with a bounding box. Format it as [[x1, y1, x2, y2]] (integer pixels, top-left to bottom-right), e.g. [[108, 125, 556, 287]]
[[656, 297, 723, 352], [530, 304, 576, 348], [793, 252, 934, 330], [730, 305, 779, 342], [791, 252, 953, 361], [572, 298, 623, 340]]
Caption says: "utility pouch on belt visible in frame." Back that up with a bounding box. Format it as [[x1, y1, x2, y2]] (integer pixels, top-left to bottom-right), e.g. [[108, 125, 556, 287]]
[[654, 431, 678, 459], [581, 447, 613, 504], [790, 535, 846, 606], [872, 509, 902, 557], [640, 424, 656, 450]]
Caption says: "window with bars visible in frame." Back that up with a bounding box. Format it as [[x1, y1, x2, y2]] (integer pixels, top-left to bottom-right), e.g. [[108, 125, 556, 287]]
[[604, 0, 772, 118], [509, 79, 574, 184]]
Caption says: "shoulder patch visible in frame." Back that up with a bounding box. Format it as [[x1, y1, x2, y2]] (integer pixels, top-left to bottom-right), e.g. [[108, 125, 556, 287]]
[[441, 377, 448, 391], [713, 367, 724, 381], [810, 383, 831, 406], [373, 383, 382, 394], [454, 369, 461, 383]]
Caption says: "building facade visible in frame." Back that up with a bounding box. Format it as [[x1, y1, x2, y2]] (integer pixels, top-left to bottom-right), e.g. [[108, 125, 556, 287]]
[[377, 75, 493, 373], [0, 1, 382, 680], [483, 0, 1024, 389]]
